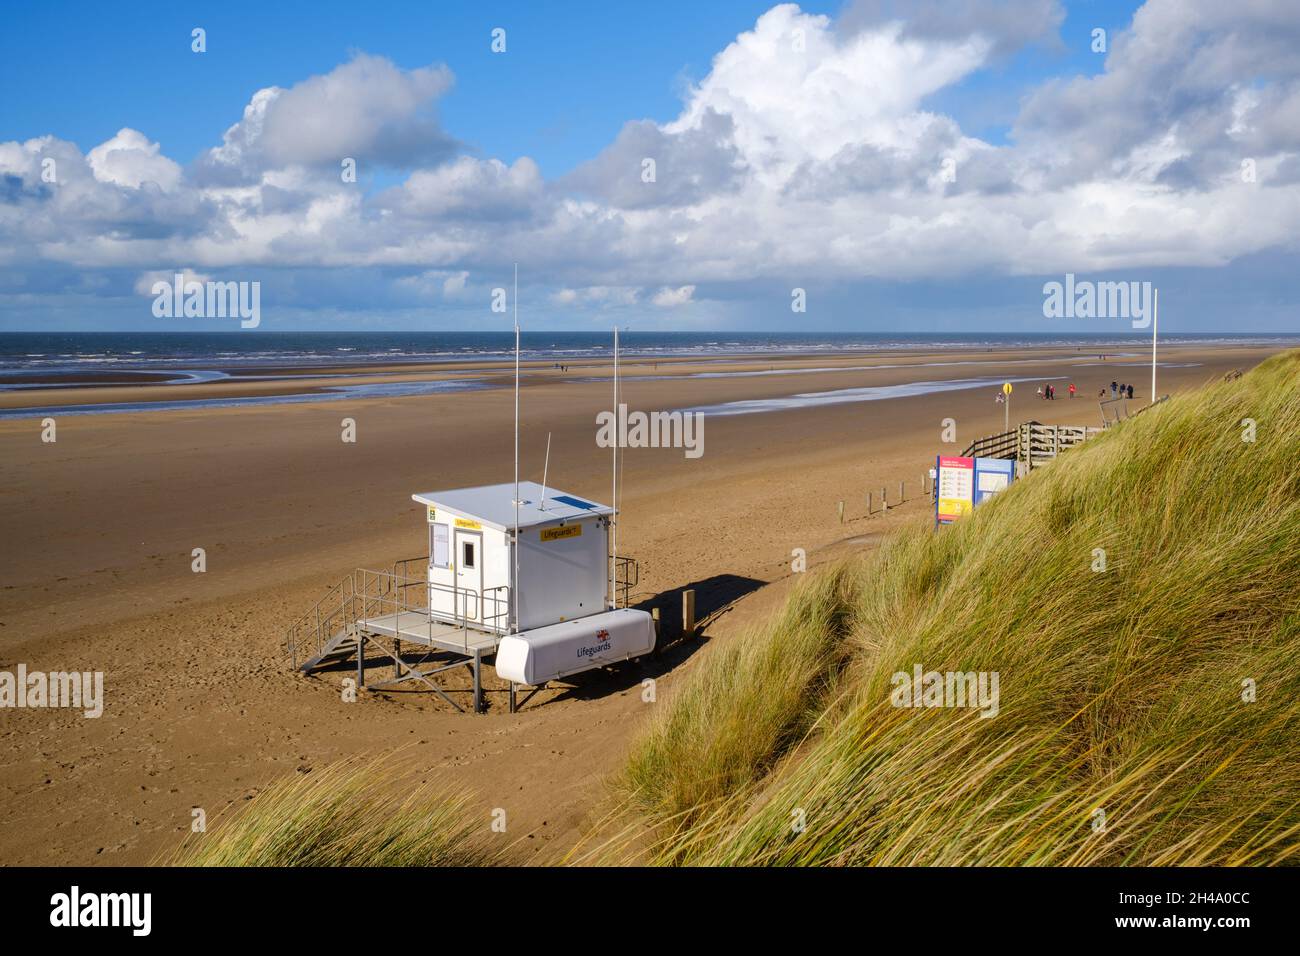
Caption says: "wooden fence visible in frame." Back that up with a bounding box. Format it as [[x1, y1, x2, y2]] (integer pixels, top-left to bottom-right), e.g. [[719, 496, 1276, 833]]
[[961, 421, 1103, 471]]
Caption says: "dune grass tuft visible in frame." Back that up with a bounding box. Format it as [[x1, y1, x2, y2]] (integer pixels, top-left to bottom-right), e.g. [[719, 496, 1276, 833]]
[[619, 350, 1300, 865], [170, 757, 502, 867], [617, 563, 859, 848]]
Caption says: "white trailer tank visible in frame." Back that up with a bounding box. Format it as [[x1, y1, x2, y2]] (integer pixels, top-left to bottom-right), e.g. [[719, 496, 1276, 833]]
[[495, 607, 655, 685]]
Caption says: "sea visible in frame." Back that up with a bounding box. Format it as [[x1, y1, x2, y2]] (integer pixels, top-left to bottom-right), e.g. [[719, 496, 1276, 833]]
[[0, 331, 1291, 419], [1, 331, 1293, 374]]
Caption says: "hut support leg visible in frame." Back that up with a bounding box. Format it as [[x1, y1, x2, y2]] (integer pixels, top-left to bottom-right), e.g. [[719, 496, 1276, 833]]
[[509, 682, 517, 714], [473, 651, 482, 714]]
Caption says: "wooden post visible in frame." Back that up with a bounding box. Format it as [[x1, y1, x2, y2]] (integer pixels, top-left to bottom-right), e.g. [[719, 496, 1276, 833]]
[[880, 486, 888, 511], [683, 589, 696, 639], [837, 500, 845, 524], [651, 606, 661, 638], [866, 491, 873, 515], [899, 479, 905, 503]]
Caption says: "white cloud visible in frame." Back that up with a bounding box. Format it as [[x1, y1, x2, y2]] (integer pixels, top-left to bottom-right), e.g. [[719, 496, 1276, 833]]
[[133, 268, 211, 295], [86, 129, 182, 191], [652, 284, 696, 307], [442, 271, 468, 297], [199, 54, 456, 180], [551, 286, 641, 307], [382, 156, 543, 220]]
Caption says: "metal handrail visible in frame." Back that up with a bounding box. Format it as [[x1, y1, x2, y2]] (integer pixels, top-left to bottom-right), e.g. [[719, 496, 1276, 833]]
[[613, 555, 639, 608], [285, 573, 357, 669], [287, 566, 513, 669], [356, 568, 510, 647], [484, 584, 510, 629]]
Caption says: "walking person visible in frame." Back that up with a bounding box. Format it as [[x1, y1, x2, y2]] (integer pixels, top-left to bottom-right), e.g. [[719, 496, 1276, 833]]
[[1127, 383, 1134, 400], [1110, 380, 1118, 399], [1068, 382, 1076, 398]]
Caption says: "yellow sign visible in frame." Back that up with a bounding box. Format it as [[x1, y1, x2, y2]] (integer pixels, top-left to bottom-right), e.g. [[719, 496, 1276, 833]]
[[939, 497, 974, 519], [540, 524, 582, 542], [455, 517, 481, 530], [427, 506, 437, 521], [1002, 382, 1013, 395]]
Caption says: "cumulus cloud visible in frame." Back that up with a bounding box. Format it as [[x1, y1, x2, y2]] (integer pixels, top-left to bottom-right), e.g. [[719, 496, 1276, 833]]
[[1015, 0, 1300, 191], [566, 109, 743, 208], [197, 53, 457, 182], [840, 0, 1064, 58], [652, 284, 697, 307], [87, 129, 183, 191], [380, 156, 544, 221]]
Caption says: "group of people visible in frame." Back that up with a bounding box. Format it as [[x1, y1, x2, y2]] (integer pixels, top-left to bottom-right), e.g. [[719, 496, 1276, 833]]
[[996, 378, 1137, 405], [1033, 383, 1075, 400]]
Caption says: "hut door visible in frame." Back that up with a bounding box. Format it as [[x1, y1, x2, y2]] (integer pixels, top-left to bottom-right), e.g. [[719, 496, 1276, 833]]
[[454, 530, 483, 623]]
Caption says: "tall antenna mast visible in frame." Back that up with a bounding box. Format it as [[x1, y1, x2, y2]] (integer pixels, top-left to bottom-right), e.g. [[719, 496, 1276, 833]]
[[512, 263, 520, 634], [610, 326, 619, 609]]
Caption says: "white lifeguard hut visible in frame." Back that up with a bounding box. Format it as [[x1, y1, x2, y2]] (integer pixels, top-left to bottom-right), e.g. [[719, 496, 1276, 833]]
[[285, 480, 654, 713], [414, 481, 611, 633]]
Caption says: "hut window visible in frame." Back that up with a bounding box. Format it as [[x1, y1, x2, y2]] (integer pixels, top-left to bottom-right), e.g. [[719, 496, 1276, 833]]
[[431, 523, 449, 568], [462, 540, 476, 570]]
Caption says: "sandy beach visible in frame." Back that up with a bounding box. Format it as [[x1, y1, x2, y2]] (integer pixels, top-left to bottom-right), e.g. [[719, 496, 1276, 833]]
[[0, 341, 1282, 865]]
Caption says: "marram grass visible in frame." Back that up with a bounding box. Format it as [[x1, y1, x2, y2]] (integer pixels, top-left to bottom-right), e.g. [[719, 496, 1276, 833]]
[[615, 350, 1300, 866], [169, 756, 502, 867]]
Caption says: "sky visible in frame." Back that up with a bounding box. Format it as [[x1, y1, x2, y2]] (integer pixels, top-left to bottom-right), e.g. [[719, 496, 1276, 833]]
[[2, 0, 1298, 333]]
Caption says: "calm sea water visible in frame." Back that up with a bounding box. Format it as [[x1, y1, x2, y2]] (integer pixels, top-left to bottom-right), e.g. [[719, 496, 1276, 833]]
[[1, 331, 1293, 373]]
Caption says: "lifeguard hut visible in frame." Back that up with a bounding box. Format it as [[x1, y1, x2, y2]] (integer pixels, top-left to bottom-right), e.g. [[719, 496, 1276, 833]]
[[284, 480, 655, 713]]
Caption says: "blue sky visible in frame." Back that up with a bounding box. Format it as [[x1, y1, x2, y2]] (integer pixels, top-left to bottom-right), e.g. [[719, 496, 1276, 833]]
[[2, 0, 1298, 332]]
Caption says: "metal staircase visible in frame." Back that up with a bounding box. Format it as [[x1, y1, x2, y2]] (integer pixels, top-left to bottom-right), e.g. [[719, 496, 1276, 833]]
[[283, 557, 509, 713]]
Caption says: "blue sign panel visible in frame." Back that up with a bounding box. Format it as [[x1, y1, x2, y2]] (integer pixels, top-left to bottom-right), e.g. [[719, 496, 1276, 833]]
[[973, 457, 1016, 505]]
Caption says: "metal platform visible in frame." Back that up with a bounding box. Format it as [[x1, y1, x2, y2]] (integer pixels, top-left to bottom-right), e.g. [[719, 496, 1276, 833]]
[[359, 611, 501, 655]]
